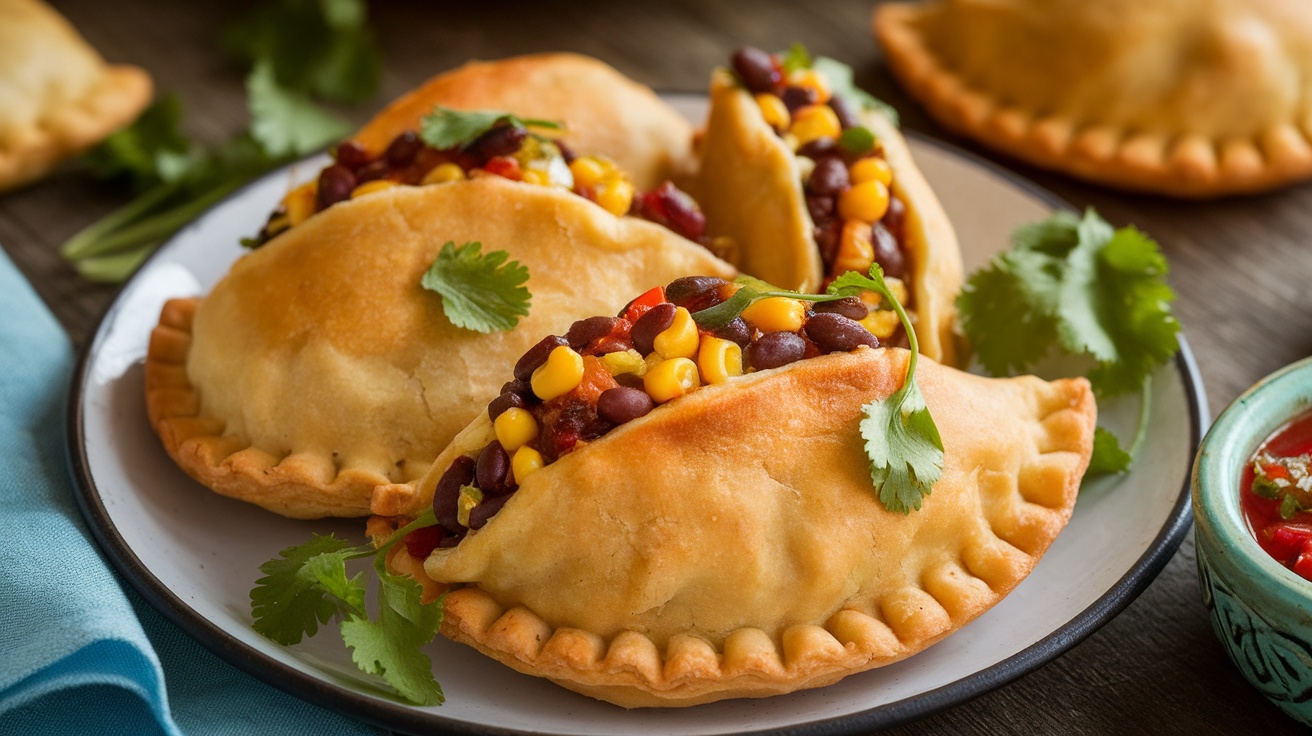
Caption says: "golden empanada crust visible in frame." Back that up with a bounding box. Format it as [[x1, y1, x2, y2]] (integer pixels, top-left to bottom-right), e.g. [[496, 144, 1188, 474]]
[[0, 0, 151, 191], [876, 0, 1312, 197], [690, 71, 964, 366], [399, 349, 1094, 707], [352, 53, 694, 192], [145, 177, 734, 519]]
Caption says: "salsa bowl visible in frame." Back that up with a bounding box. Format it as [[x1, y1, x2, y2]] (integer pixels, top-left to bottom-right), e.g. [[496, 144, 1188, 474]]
[[1194, 356, 1312, 725]]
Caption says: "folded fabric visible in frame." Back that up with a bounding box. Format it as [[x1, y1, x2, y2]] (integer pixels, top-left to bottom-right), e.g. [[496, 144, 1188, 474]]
[[0, 248, 382, 735]]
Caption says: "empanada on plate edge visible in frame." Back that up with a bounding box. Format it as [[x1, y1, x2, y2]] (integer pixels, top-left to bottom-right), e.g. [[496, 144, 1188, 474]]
[[145, 177, 734, 519], [381, 349, 1095, 707]]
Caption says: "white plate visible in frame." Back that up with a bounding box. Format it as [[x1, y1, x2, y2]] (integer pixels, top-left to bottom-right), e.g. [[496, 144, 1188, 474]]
[[69, 96, 1205, 735]]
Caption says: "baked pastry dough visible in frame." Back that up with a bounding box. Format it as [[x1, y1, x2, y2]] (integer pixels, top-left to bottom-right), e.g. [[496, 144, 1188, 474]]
[[691, 69, 963, 366], [352, 53, 694, 191], [379, 349, 1095, 707], [876, 0, 1312, 197], [0, 0, 151, 191], [145, 177, 734, 518]]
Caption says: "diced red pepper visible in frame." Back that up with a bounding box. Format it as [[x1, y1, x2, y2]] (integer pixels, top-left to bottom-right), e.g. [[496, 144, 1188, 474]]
[[1263, 463, 1292, 482], [1267, 524, 1312, 562], [482, 156, 521, 181], [622, 286, 666, 323], [403, 525, 445, 559], [1293, 549, 1312, 581]]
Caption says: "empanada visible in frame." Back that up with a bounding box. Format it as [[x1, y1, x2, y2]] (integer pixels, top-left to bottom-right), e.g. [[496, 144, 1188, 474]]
[[876, 0, 1312, 197], [145, 177, 733, 519], [0, 0, 151, 191], [690, 49, 963, 365], [371, 281, 1095, 707]]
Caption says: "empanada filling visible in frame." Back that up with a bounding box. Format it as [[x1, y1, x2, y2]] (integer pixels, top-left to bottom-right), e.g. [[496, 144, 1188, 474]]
[[730, 46, 912, 342], [247, 119, 709, 247], [401, 274, 895, 555]]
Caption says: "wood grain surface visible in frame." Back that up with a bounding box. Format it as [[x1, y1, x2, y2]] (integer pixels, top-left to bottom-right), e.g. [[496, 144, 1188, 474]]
[[6, 0, 1310, 732]]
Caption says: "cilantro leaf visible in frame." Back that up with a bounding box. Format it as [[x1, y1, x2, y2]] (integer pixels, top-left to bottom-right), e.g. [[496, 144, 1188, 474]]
[[780, 42, 812, 74], [421, 242, 532, 332], [247, 61, 352, 158], [340, 561, 445, 706], [829, 265, 945, 512], [812, 56, 900, 127], [83, 94, 191, 190], [250, 534, 368, 645], [957, 208, 1179, 398], [1085, 426, 1132, 476], [418, 107, 561, 151]]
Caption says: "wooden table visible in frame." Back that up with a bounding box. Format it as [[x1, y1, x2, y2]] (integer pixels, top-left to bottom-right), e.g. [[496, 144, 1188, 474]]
[[8, 0, 1309, 732]]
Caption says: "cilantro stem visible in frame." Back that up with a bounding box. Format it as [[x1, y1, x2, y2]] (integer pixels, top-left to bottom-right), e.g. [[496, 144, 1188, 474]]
[[371, 509, 439, 558], [61, 181, 182, 259], [1127, 375, 1153, 461], [74, 242, 160, 283]]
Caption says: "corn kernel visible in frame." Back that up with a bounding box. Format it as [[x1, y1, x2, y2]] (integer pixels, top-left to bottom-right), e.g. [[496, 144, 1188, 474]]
[[790, 105, 841, 146], [838, 180, 890, 223], [493, 407, 539, 452], [861, 309, 901, 339], [531, 345, 585, 401], [644, 351, 665, 372], [511, 445, 544, 484], [422, 162, 466, 185], [850, 156, 893, 186], [521, 169, 550, 186], [861, 277, 909, 308], [834, 221, 875, 275], [282, 181, 318, 227], [350, 179, 398, 199], [789, 69, 832, 103], [643, 357, 700, 403], [600, 349, 647, 377], [595, 180, 634, 216], [457, 484, 484, 528], [653, 307, 699, 360], [569, 157, 606, 189], [697, 336, 743, 385], [741, 296, 806, 333], [755, 93, 791, 130]]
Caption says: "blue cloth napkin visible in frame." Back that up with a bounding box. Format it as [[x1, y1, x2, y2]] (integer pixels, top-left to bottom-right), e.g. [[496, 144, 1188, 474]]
[[0, 249, 384, 736]]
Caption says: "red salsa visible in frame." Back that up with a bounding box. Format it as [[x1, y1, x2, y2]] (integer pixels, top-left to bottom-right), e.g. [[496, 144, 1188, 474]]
[[1240, 409, 1312, 580]]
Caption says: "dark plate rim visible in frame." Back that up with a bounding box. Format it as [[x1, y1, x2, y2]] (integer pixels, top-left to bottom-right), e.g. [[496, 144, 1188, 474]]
[[66, 117, 1205, 736]]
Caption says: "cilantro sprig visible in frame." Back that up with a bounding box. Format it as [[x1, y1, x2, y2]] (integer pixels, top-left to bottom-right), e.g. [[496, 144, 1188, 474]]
[[690, 266, 943, 512], [250, 511, 446, 705], [957, 209, 1181, 474], [418, 107, 562, 151], [61, 0, 380, 283], [421, 241, 532, 332]]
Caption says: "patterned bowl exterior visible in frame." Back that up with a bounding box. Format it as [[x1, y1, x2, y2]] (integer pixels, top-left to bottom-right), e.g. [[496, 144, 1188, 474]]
[[1193, 356, 1312, 726]]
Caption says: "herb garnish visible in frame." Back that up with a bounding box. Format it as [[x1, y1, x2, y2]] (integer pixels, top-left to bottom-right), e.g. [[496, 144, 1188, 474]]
[[418, 107, 562, 151], [691, 266, 944, 512], [421, 241, 532, 333], [62, 0, 380, 283], [811, 55, 900, 128], [956, 209, 1181, 474], [251, 511, 445, 705]]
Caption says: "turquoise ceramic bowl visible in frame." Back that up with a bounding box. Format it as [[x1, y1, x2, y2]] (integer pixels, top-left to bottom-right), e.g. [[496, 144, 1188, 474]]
[[1194, 356, 1312, 725]]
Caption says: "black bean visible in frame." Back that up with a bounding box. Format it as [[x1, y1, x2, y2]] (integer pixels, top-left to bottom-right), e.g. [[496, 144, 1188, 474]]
[[476, 441, 513, 495], [565, 316, 618, 350], [631, 303, 676, 355], [808, 158, 850, 196], [781, 85, 818, 113], [883, 195, 907, 242], [614, 372, 645, 389], [731, 47, 779, 94], [797, 137, 839, 161], [501, 378, 532, 399], [871, 222, 906, 279], [466, 124, 526, 161], [712, 317, 753, 347], [468, 493, 512, 530], [316, 164, 356, 210], [554, 139, 577, 164], [813, 296, 868, 321], [597, 387, 655, 425], [438, 531, 463, 548], [487, 391, 526, 421], [746, 331, 806, 371], [355, 159, 390, 182], [815, 219, 843, 272], [385, 131, 422, 167], [514, 335, 569, 382], [434, 456, 476, 532], [334, 141, 371, 170], [806, 194, 835, 223], [666, 275, 724, 303], [829, 94, 860, 129], [804, 312, 879, 352]]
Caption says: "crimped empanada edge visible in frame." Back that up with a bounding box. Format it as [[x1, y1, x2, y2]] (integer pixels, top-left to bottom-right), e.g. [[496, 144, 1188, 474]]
[[873, 3, 1312, 198]]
